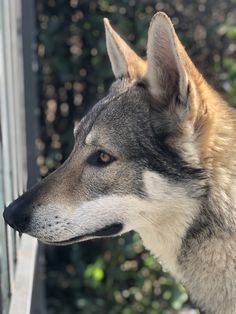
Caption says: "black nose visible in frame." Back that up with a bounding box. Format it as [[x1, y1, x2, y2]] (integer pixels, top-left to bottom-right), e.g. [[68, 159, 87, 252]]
[[3, 192, 33, 233]]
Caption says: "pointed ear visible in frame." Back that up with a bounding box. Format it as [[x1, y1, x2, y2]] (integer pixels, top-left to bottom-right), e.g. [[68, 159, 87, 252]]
[[104, 18, 147, 79], [146, 12, 190, 104]]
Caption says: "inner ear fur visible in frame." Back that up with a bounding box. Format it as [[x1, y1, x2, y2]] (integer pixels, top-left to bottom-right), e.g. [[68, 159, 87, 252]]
[[145, 12, 208, 131]]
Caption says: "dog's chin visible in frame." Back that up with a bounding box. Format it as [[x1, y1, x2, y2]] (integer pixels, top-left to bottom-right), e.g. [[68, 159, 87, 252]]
[[42, 222, 124, 246]]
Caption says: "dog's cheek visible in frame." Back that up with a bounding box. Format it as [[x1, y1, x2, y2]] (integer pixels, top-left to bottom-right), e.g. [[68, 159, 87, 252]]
[[71, 194, 149, 232]]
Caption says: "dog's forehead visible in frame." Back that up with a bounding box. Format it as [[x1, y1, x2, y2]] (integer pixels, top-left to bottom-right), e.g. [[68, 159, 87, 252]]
[[76, 79, 149, 146]]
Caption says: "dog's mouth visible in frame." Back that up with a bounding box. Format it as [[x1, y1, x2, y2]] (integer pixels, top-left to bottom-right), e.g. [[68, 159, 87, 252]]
[[45, 223, 123, 246]]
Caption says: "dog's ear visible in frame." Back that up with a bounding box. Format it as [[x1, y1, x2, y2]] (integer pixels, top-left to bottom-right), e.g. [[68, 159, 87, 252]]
[[104, 18, 146, 79], [146, 12, 192, 107]]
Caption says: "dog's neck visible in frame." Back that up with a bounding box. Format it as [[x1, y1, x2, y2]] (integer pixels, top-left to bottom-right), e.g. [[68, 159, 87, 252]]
[[137, 133, 236, 314], [137, 172, 200, 279], [137, 198, 236, 314]]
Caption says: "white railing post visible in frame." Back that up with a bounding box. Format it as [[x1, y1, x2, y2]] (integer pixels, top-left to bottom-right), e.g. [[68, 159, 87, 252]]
[[0, 0, 42, 313]]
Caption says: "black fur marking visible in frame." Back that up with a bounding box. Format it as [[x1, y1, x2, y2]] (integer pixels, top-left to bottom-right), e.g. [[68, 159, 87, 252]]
[[93, 223, 123, 237], [50, 223, 123, 246], [178, 196, 234, 265], [131, 121, 207, 198]]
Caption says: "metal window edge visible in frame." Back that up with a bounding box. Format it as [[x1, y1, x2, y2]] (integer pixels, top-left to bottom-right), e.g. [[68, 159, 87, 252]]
[[9, 235, 38, 314]]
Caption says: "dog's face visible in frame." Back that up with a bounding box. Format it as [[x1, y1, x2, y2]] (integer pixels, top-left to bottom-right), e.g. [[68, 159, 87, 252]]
[[4, 13, 207, 247]]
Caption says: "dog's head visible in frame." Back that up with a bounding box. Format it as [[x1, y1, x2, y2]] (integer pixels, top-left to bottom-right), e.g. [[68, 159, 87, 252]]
[[4, 13, 208, 245]]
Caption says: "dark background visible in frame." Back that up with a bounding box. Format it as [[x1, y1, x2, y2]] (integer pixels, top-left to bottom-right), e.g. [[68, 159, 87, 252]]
[[36, 1, 236, 313]]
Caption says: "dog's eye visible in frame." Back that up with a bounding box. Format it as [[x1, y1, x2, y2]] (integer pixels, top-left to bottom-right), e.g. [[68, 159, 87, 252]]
[[87, 150, 115, 167], [99, 152, 111, 163]]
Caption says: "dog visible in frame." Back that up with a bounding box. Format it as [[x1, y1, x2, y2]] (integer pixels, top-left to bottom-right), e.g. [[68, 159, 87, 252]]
[[4, 12, 236, 314]]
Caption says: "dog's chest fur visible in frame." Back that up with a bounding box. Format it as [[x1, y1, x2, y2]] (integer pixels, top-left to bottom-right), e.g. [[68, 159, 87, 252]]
[[139, 218, 236, 314], [137, 170, 236, 314]]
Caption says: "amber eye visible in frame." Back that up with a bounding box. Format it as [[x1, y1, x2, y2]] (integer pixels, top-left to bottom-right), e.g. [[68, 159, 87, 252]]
[[87, 150, 116, 167], [99, 152, 111, 163]]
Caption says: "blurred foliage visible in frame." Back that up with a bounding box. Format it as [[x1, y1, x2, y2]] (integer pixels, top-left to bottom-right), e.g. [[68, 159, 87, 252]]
[[36, 0, 236, 313], [46, 233, 191, 314]]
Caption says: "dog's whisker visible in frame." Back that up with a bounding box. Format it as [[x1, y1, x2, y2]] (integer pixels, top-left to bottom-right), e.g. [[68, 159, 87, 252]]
[[62, 226, 77, 236], [138, 211, 160, 230]]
